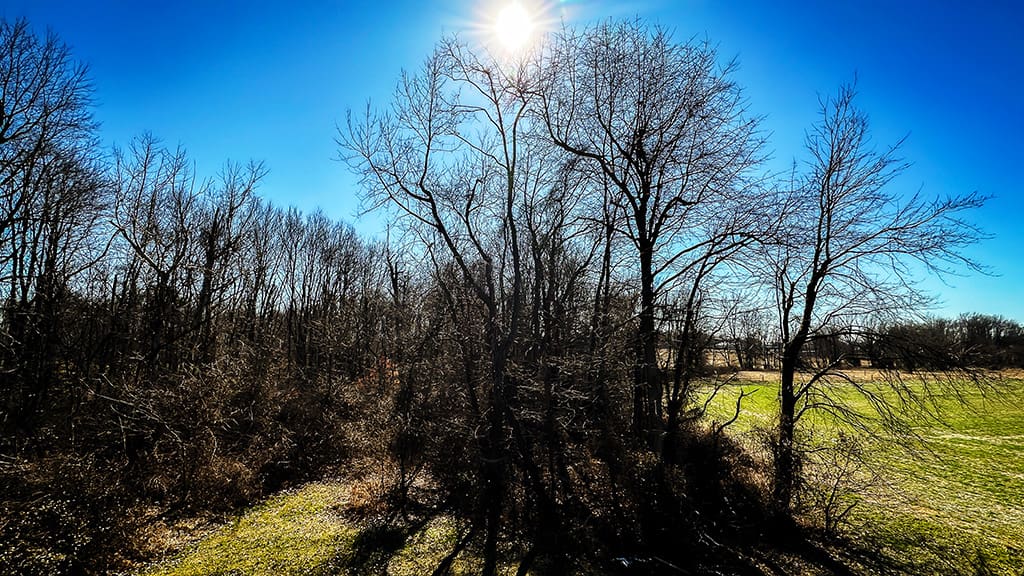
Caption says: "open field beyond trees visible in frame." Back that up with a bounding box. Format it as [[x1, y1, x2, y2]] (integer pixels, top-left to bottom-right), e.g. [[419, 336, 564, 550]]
[[705, 372, 1024, 574]]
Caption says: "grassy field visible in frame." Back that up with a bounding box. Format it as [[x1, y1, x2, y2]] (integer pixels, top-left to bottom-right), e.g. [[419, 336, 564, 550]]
[[704, 372, 1024, 574]]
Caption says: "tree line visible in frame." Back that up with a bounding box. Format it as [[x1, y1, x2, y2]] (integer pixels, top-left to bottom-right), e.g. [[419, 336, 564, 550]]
[[697, 312, 1024, 372], [1, 17, 995, 575]]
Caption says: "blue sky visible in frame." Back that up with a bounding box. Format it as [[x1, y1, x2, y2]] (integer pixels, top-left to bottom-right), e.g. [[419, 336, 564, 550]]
[[3, 0, 1022, 321]]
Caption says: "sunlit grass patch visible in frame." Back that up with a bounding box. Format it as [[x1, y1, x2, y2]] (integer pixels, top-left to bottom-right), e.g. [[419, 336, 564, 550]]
[[841, 510, 1023, 575], [138, 483, 528, 576], [141, 481, 357, 576]]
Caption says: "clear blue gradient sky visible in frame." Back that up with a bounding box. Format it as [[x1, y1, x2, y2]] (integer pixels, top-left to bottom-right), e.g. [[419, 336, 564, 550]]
[[4, 1, 1022, 321]]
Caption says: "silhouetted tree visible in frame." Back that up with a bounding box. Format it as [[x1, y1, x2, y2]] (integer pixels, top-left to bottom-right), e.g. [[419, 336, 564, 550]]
[[0, 17, 101, 441], [764, 83, 987, 517], [540, 20, 765, 437], [343, 35, 552, 574]]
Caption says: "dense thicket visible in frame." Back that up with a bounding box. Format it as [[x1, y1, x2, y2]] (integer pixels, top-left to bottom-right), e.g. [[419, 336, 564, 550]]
[[1, 129, 389, 571], [0, 20, 390, 567], [1, 17, 996, 575]]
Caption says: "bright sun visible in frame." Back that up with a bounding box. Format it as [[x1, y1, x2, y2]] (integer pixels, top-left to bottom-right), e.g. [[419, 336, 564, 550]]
[[494, 2, 535, 52]]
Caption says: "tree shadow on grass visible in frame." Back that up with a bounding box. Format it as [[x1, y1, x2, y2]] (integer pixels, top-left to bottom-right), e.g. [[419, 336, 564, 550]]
[[330, 521, 409, 575], [327, 514, 477, 576]]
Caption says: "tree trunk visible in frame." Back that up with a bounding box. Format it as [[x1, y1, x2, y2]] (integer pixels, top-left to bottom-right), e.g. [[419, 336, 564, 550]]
[[482, 316, 508, 576], [773, 347, 799, 517], [634, 239, 660, 438]]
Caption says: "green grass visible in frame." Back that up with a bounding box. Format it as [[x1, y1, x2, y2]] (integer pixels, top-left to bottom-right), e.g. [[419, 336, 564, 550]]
[[704, 374, 1024, 574], [141, 482, 359, 576], [137, 483, 522, 576]]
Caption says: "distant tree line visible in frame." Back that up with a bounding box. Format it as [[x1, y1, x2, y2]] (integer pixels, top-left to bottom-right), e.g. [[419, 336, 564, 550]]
[[707, 313, 1024, 372], [0, 16, 998, 575], [868, 313, 1024, 370]]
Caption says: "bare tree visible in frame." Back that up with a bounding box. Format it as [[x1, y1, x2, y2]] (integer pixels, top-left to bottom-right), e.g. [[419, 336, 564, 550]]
[[721, 293, 772, 370], [0, 18, 101, 437], [110, 134, 202, 369], [0, 18, 94, 248], [342, 35, 551, 574], [539, 20, 765, 437], [765, 83, 988, 517], [192, 161, 264, 361]]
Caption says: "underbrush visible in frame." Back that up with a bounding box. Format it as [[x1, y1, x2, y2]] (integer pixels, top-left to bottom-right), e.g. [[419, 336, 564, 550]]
[[0, 454, 135, 575], [12, 371, 1019, 574], [0, 356, 353, 575], [137, 375, 1024, 575], [136, 442, 777, 576]]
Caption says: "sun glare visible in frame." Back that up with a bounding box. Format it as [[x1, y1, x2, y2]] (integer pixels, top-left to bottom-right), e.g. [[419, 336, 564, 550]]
[[494, 2, 535, 52]]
